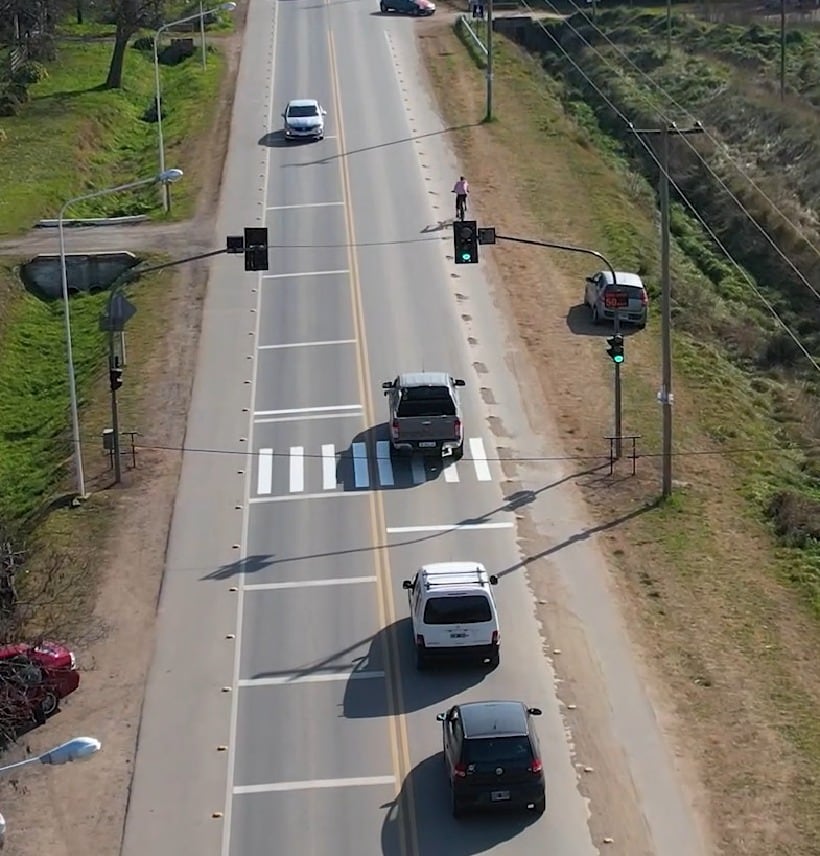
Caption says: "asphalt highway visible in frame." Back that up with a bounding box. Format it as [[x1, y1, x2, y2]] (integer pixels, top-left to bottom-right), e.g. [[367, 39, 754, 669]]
[[121, 1, 708, 854]]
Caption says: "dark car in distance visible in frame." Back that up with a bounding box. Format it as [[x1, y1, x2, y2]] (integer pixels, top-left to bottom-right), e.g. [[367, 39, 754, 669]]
[[437, 700, 546, 817]]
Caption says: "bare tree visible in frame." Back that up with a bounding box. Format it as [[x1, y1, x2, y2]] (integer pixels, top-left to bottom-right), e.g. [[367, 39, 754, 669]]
[[105, 0, 164, 89]]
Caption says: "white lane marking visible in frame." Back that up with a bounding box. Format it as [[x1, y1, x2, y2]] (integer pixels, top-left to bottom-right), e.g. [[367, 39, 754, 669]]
[[411, 456, 426, 485], [222, 1, 280, 850], [234, 776, 396, 796], [322, 443, 337, 490], [254, 404, 361, 417], [386, 522, 515, 534], [352, 442, 370, 488], [289, 446, 304, 493], [470, 437, 492, 481], [257, 338, 356, 350], [243, 576, 377, 591], [257, 448, 273, 495], [266, 201, 344, 211], [261, 269, 349, 280], [254, 411, 363, 425], [239, 670, 385, 687], [375, 440, 394, 486], [249, 490, 374, 504], [443, 460, 460, 482]]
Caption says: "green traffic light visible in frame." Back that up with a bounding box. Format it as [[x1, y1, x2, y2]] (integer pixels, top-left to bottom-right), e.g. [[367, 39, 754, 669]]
[[461, 252, 470, 261], [612, 354, 624, 364]]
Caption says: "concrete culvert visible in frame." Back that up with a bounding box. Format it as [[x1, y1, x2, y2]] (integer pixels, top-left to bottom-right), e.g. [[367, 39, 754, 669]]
[[20, 252, 142, 301]]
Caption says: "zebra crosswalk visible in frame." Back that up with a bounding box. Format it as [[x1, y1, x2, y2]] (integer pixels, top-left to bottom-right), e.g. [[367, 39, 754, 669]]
[[254, 437, 495, 496]]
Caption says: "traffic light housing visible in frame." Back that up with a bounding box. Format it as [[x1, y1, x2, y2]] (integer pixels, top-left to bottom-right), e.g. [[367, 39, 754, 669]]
[[109, 366, 123, 391], [453, 221, 479, 265], [244, 227, 269, 272], [606, 335, 624, 364]]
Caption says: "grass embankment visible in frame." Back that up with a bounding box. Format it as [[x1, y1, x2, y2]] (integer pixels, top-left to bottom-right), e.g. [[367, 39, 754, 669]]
[[422, 17, 820, 855], [0, 18, 226, 234], [527, 8, 820, 607]]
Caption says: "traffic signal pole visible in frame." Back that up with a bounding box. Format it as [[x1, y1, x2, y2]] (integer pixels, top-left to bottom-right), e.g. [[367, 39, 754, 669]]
[[493, 234, 625, 459]]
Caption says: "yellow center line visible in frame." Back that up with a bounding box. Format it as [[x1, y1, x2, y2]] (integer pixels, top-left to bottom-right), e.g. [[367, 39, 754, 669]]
[[327, 26, 419, 856]]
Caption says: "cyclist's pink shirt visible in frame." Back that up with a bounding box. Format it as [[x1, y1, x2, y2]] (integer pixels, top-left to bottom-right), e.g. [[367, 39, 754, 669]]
[[453, 180, 469, 195]]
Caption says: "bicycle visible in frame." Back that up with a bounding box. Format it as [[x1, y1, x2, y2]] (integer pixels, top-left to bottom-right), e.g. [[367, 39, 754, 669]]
[[454, 191, 468, 222]]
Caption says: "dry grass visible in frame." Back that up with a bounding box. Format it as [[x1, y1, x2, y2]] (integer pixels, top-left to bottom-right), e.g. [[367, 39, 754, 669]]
[[417, 18, 820, 855]]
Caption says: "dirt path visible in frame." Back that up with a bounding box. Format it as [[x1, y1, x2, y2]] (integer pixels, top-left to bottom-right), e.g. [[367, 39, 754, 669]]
[[0, 2, 248, 854]]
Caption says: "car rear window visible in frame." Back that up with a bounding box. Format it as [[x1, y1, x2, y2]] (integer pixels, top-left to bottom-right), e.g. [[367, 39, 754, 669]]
[[423, 595, 492, 624], [465, 736, 534, 765], [396, 387, 455, 418]]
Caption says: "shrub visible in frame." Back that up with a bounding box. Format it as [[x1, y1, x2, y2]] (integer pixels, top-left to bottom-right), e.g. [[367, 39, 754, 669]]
[[768, 489, 820, 547], [132, 36, 154, 52], [12, 61, 48, 85]]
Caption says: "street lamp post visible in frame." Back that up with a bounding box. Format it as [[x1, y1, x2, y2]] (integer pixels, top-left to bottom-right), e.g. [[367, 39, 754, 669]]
[[0, 737, 101, 849], [153, 2, 236, 212], [58, 169, 184, 499]]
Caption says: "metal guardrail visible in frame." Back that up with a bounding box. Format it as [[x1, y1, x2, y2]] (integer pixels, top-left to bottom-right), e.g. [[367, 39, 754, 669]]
[[459, 15, 488, 56]]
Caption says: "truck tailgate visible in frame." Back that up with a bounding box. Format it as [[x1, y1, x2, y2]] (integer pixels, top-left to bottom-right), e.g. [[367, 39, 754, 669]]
[[396, 416, 458, 444]]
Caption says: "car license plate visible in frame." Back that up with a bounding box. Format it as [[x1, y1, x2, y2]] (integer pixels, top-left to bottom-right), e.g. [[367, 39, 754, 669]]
[[419, 441, 436, 448], [450, 632, 467, 638], [491, 790, 510, 802]]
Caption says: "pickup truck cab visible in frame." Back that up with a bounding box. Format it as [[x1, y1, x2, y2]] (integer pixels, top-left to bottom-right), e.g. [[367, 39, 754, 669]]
[[382, 371, 465, 458]]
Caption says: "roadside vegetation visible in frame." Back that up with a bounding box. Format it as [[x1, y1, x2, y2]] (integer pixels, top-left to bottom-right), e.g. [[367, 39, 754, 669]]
[[0, 2, 230, 233], [419, 6, 820, 854], [0, 0, 227, 695]]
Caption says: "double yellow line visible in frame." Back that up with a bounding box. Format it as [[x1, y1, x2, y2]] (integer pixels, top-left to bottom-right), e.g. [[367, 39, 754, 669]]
[[327, 27, 419, 856]]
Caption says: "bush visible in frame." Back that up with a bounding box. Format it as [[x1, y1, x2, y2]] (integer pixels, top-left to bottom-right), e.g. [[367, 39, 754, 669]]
[[0, 89, 22, 117], [12, 61, 48, 85], [4, 83, 28, 104], [132, 36, 154, 52], [768, 489, 820, 547]]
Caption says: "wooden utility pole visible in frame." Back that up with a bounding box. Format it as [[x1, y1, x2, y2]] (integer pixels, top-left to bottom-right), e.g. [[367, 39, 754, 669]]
[[486, 0, 494, 121], [780, 0, 786, 101], [629, 122, 704, 497]]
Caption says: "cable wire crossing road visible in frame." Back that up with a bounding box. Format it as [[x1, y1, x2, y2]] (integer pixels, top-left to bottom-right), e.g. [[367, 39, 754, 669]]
[[121, 0, 709, 854]]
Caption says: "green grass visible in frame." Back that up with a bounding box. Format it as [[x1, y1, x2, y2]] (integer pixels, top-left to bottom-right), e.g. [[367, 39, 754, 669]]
[[0, 264, 109, 524], [0, 32, 223, 234], [0, 256, 177, 530]]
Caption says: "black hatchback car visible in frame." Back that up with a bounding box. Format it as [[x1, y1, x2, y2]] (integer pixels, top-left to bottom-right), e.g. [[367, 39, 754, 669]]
[[437, 700, 546, 817]]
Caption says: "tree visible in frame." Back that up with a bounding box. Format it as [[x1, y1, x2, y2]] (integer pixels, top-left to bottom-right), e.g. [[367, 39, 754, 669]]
[[104, 0, 164, 89]]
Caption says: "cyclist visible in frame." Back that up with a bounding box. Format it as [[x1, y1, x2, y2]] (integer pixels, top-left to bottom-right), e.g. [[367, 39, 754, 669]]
[[452, 176, 469, 220]]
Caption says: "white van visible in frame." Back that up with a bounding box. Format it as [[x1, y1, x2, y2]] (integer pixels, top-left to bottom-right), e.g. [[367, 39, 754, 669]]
[[401, 562, 500, 670]]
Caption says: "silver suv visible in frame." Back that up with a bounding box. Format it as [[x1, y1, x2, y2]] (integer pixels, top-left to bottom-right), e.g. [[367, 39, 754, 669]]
[[584, 270, 648, 327]]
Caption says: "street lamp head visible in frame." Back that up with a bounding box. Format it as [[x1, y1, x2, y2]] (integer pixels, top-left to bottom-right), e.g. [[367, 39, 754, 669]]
[[220, 2, 238, 10], [39, 736, 102, 766], [158, 168, 184, 184]]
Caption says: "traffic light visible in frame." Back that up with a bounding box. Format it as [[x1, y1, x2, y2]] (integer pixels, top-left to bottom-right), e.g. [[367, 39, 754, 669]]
[[244, 227, 269, 272], [453, 221, 479, 265], [109, 367, 123, 391], [606, 335, 625, 364]]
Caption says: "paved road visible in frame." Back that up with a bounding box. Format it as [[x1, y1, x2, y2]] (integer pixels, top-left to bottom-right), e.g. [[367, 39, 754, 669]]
[[121, 1, 708, 855]]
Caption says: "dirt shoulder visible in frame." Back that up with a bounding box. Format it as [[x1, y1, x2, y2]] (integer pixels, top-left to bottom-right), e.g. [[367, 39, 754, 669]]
[[0, 4, 247, 854], [416, 14, 820, 856]]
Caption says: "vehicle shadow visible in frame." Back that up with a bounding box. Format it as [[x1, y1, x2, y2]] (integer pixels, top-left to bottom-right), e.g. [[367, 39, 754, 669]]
[[337, 424, 450, 492], [342, 618, 490, 718], [565, 304, 642, 337], [381, 754, 538, 855]]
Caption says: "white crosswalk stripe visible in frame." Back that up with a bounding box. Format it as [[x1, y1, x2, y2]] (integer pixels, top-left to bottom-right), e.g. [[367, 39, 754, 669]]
[[469, 437, 492, 481], [289, 446, 304, 493], [352, 442, 370, 488], [376, 440, 394, 487], [321, 444, 336, 490], [254, 438, 496, 495]]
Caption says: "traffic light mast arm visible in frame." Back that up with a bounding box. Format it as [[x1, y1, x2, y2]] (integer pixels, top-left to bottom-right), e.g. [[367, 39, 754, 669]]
[[494, 234, 617, 287]]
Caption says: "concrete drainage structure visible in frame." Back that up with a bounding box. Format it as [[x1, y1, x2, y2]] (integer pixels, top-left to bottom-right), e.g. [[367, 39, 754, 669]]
[[20, 252, 142, 300]]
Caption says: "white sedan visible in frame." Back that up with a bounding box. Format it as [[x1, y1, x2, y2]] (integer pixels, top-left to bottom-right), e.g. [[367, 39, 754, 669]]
[[281, 99, 327, 142]]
